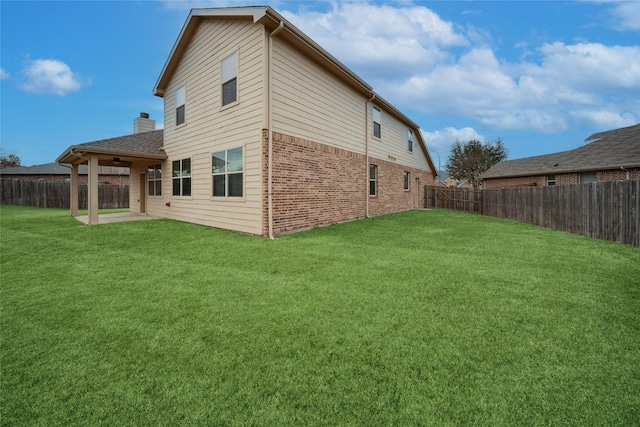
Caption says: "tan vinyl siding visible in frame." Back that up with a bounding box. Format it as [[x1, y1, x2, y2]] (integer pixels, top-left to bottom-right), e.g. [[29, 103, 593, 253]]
[[271, 39, 366, 153], [151, 18, 266, 235], [368, 105, 430, 171], [272, 38, 429, 174]]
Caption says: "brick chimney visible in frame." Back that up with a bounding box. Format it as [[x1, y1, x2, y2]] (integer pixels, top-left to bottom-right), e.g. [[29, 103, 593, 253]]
[[134, 112, 156, 134]]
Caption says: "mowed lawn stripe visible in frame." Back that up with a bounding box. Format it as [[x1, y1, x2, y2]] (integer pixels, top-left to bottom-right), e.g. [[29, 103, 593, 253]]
[[1, 206, 638, 425]]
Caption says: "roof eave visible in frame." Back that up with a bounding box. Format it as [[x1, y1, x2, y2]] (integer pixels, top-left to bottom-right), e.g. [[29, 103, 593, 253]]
[[153, 7, 270, 97], [57, 145, 167, 165]]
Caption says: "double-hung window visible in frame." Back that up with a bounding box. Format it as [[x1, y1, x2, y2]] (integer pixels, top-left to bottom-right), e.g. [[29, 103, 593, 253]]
[[175, 86, 185, 126], [408, 129, 413, 152], [172, 159, 191, 196], [373, 107, 381, 138], [148, 164, 162, 196], [369, 164, 377, 196], [547, 175, 556, 186], [404, 171, 410, 190], [212, 147, 243, 197], [221, 52, 238, 107]]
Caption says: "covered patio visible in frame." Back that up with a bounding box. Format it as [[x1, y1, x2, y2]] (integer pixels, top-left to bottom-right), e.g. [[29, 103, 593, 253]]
[[56, 130, 166, 225]]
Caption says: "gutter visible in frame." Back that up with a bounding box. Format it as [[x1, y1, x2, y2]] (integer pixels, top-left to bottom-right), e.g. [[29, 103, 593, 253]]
[[268, 20, 285, 240]]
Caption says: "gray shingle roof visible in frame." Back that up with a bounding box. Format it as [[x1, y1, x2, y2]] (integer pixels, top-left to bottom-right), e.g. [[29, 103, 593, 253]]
[[73, 129, 165, 156], [57, 130, 166, 164], [483, 123, 640, 179]]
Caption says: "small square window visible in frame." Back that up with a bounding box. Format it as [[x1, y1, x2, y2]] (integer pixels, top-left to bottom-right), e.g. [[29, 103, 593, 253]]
[[547, 175, 556, 186]]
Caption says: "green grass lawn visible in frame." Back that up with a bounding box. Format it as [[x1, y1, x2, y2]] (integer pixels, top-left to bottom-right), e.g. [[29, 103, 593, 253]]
[[1, 205, 638, 426]]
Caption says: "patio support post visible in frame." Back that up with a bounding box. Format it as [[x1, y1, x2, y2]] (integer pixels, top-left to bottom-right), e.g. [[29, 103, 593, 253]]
[[70, 164, 79, 217], [88, 155, 99, 225]]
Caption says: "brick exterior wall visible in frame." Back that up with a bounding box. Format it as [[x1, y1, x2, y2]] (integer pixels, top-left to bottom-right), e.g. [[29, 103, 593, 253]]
[[367, 157, 432, 217], [262, 130, 434, 236], [484, 168, 640, 189]]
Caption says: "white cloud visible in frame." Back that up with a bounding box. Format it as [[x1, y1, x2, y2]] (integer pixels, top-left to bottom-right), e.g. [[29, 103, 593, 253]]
[[19, 59, 89, 96], [281, 2, 467, 79], [281, 3, 639, 134], [0, 68, 9, 80], [421, 127, 486, 165], [608, 1, 640, 31]]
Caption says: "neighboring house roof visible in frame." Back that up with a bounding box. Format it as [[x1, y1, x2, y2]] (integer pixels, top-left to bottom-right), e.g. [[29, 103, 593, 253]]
[[483, 123, 640, 179], [57, 130, 166, 166], [1, 162, 129, 176]]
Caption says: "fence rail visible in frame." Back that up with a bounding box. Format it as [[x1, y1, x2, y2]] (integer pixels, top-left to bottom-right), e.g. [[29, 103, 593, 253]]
[[425, 181, 640, 247], [1, 179, 129, 209]]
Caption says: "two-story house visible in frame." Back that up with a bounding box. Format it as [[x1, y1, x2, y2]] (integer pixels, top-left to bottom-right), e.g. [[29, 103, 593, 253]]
[[57, 6, 436, 236]]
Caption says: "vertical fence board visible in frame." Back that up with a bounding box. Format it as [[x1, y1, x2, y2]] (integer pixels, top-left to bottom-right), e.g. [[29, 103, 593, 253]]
[[478, 180, 639, 247], [1, 179, 129, 209]]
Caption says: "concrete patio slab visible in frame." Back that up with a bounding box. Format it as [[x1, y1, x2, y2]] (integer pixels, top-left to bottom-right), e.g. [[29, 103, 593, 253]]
[[75, 212, 157, 225]]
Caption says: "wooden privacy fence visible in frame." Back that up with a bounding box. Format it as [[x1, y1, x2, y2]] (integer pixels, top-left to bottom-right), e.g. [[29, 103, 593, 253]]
[[424, 186, 482, 213], [426, 181, 639, 247], [483, 181, 639, 247], [1, 179, 129, 209]]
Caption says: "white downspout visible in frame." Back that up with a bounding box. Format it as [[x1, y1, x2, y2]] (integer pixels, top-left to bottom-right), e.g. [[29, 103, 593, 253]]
[[365, 93, 376, 218], [268, 21, 284, 240]]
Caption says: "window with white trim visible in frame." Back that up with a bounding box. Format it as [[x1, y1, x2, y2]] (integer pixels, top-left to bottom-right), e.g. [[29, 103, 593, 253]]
[[404, 171, 410, 190], [408, 129, 413, 152], [175, 86, 185, 126], [547, 174, 556, 186], [148, 164, 162, 196], [373, 107, 381, 138], [172, 159, 191, 196], [212, 147, 243, 197], [221, 52, 238, 107], [369, 164, 377, 196]]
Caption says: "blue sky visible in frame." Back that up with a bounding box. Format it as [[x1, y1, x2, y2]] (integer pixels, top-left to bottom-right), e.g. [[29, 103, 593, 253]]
[[1, 1, 639, 167]]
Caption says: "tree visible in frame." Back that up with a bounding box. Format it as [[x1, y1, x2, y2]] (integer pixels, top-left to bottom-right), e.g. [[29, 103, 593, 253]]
[[445, 138, 507, 188], [0, 147, 22, 168]]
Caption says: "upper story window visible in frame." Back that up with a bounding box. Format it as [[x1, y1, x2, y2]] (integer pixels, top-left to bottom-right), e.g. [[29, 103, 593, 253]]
[[221, 52, 238, 107], [148, 164, 162, 196], [373, 107, 381, 138], [212, 147, 243, 197], [172, 158, 191, 196], [408, 129, 414, 152], [175, 86, 186, 126]]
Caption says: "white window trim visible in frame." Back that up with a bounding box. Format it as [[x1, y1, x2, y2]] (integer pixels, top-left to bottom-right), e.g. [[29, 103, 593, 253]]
[[369, 164, 377, 197], [211, 146, 245, 201], [404, 171, 410, 191], [148, 164, 162, 197], [373, 106, 381, 139], [172, 158, 192, 198], [408, 129, 414, 153], [220, 50, 239, 110], [175, 85, 186, 127]]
